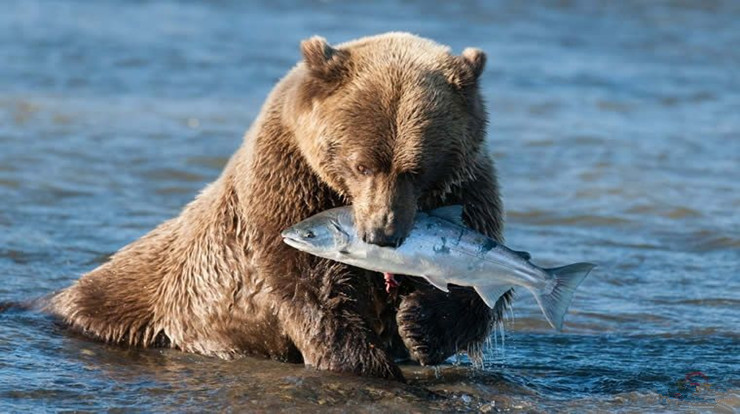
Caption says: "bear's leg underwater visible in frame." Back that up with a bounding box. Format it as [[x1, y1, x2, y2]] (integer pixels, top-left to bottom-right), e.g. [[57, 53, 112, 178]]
[[275, 261, 406, 380]]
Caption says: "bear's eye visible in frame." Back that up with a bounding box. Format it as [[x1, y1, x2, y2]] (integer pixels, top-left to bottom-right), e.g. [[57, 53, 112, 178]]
[[356, 164, 374, 176], [400, 170, 422, 181]]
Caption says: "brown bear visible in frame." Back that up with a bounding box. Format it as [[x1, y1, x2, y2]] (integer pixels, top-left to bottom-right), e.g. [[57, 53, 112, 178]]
[[48, 32, 508, 381]]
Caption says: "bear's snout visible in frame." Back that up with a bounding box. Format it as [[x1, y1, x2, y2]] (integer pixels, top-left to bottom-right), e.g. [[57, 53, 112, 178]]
[[354, 175, 417, 248], [357, 207, 415, 248], [362, 219, 404, 248]]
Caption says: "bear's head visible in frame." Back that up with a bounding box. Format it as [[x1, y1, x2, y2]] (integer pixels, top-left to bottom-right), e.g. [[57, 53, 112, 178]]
[[289, 33, 487, 247]]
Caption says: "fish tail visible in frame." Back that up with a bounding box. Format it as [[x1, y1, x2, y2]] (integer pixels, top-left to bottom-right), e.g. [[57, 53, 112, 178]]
[[534, 263, 596, 331]]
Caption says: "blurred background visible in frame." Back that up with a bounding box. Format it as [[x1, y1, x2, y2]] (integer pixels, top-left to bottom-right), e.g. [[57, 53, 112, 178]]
[[1, 0, 738, 412]]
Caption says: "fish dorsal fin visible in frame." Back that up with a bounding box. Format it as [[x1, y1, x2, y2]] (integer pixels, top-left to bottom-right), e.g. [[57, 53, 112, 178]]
[[474, 284, 514, 309], [423, 275, 449, 293], [512, 250, 532, 261], [427, 205, 465, 226]]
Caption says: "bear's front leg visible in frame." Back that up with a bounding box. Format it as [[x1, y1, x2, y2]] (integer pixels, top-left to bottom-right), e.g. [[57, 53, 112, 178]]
[[397, 283, 511, 365], [277, 261, 404, 381], [397, 155, 508, 365]]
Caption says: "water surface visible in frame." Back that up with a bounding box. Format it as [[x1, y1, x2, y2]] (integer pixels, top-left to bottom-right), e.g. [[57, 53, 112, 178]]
[[1, 0, 739, 412]]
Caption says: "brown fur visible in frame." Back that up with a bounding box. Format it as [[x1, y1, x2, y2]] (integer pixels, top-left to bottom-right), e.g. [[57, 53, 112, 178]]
[[48, 32, 507, 381]]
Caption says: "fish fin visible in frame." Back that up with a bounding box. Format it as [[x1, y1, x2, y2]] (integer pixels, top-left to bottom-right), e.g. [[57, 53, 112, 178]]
[[427, 205, 465, 226], [423, 275, 449, 292], [533, 263, 596, 331], [474, 284, 514, 309], [512, 249, 532, 261]]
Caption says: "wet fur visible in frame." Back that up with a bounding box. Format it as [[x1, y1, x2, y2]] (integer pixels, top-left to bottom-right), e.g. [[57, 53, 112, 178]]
[[47, 33, 507, 381]]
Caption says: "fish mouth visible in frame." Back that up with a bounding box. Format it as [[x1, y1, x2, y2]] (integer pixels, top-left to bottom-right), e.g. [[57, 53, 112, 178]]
[[281, 231, 310, 249]]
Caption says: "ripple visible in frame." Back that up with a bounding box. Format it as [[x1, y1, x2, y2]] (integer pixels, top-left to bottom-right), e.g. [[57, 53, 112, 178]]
[[651, 298, 740, 308], [185, 156, 229, 170], [0, 249, 51, 266], [0, 178, 20, 189], [664, 230, 740, 252], [628, 328, 740, 340], [665, 207, 702, 219], [508, 211, 633, 227], [142, 168, 207, 183], [155, 186, 200, 195]]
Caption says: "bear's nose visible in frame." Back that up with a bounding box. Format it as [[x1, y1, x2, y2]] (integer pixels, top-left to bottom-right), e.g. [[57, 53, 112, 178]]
[[362, 229, 405, 248]]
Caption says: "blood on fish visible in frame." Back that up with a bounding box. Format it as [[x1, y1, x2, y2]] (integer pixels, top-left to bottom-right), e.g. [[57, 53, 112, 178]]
[[384, 272, 399, 293]]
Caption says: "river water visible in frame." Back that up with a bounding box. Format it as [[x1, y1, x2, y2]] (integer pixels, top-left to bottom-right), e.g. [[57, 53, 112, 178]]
[[1, 0, 738, 412]]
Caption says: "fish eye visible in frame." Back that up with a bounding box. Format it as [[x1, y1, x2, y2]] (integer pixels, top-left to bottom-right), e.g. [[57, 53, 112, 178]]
[[302, 230, 315, 239]]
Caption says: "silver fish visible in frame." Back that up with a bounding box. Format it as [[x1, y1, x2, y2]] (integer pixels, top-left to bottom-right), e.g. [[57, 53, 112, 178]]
[[282, 206, 595, 331]]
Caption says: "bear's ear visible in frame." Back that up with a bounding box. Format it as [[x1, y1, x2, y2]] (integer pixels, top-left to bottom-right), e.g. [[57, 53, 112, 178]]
[[461, 48, 486, 79], [451, 47, 487, 88], [300, 36, 350, 81]]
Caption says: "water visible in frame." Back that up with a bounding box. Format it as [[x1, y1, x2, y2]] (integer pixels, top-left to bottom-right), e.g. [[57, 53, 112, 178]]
[[1, 0, 739, 411]]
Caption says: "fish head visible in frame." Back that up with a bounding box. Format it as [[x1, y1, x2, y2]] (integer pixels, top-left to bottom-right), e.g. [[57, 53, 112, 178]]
[[281, 207, 354, 258]]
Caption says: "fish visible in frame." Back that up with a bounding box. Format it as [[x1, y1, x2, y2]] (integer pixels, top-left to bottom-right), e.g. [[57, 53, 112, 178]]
[[281, 206, 595, 331]]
